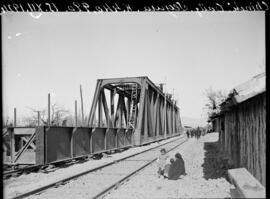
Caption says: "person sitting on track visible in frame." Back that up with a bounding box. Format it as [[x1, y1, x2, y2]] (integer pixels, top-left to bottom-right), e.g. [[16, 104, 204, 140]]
[[168, 152, 186, 180], [156, 148, 169, 178]]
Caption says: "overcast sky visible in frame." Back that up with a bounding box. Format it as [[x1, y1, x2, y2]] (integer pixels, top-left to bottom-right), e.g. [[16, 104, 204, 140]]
[[2, 12, 265, 124]]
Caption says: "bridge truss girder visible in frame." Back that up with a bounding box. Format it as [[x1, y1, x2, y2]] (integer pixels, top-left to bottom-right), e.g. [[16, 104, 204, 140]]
[[88, 76, 183, 145]]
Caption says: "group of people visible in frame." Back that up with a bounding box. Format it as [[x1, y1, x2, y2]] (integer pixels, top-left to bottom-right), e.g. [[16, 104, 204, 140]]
[[156, 148, 186, 180], [186, 127, 203, 139]]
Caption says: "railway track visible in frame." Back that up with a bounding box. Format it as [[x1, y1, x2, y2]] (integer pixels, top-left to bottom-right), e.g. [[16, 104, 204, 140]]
[[4, 154, 99, 179], [8, 136, 187, 199], [3, 136, 181, 179], [3, 137, 177, 179], [4, 165, 42, 178]]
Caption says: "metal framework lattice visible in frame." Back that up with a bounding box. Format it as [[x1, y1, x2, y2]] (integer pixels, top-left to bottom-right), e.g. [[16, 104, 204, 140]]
[[87, 76, 183, 145]]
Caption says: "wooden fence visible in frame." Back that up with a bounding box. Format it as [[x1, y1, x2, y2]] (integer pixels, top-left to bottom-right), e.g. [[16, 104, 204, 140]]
[[218, 93, 266, 186]]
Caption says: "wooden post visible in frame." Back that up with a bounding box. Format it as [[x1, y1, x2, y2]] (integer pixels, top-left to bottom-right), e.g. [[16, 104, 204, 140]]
[[170, 107, 172, 134], [80, 85, 84, 126], [14, 108, 17, 127], [37, 111, 40, 126], [48, 93, 51, 126], [75, 100, 77, 126], [172, 89, 174, 135]]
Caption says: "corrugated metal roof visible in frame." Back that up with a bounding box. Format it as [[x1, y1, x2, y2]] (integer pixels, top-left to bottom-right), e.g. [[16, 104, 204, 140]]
[[226, 72, 266, 105], [211, 73, 265, 118], [232, 72, 265, 103]]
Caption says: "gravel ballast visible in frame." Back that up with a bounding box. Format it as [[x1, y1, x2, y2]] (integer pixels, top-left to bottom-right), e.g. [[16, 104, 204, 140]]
[[4, 136, 182, 199], [104, 133, 235, 199], [5, 133, 235, 199]]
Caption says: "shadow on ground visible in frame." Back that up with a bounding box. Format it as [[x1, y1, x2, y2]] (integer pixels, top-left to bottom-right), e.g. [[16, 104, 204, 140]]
[[202, 141, 234, 181]]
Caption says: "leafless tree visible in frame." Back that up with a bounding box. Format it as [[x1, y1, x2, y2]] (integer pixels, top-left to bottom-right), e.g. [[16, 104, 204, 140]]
[[3, 117, 13, 127], [73, 109, 88, 126], [22, 104, 72, 127], [203, 87, 227, 118], [50, 104, 71, 126]]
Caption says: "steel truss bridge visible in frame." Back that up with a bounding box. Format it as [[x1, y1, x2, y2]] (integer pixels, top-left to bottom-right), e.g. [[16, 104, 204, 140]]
[[3, 76, 183, 166]]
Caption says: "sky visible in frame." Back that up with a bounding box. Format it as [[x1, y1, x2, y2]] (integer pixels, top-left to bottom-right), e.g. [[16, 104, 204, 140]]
[[2, 12, 265, 124]]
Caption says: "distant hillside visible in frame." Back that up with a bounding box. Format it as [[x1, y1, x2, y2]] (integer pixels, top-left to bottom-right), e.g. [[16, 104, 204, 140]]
[[181, 116, 208, 128]]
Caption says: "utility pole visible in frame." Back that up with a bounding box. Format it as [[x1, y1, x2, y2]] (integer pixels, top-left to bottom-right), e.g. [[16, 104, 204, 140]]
[[80, 85, 84, 126], [14, 108, 17, 127], [172, 88, 174, 135], [164, 77, 167, 138], [48, 93, 51, 126], [75, 100, 78, 126], [33, 111, 41, 126], [37, 111, 40, 126]]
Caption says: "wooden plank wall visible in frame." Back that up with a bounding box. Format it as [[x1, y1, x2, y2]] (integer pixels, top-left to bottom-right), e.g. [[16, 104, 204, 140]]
[[221, 93, 266, 186], [218, 116, 225, 152]]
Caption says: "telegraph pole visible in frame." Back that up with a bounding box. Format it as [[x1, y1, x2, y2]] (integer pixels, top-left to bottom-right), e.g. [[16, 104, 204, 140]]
[[164, 77, 167, 138], [75, 100, 78, 126], [80, 85, 84, 126], [48, 93, 51, 126], [14, 108, 17, 127], [37, 111, 40, 126], [33, 111, 41, 126], [172, 88, 174, 135]]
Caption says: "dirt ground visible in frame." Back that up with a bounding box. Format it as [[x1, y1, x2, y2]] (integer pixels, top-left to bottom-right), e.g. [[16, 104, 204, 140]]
[[104, 133, 235, 199], [5, 133, 235, 199]]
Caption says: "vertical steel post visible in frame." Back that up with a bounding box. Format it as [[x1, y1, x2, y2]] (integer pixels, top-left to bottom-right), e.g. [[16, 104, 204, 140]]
[[143, 90, 148, 139], [110, 89, 115, 128], [98, 91, 103, 127], [80, 85, 84, 126], [75, 100, 78, 126], [10, 129, 15, 164], [14, 108, 17, 127], [88, 80, 102, 127], [48, 93, 51, 126], [71, 128, 76, 159], [119, 95, 123, 128], [134, 78, 146, 145], [101, 90, 110, 127]]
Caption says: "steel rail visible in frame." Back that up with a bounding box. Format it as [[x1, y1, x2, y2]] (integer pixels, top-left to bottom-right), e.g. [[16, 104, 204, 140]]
[[92, 138, 187, 199], [4, 165, 42, 177], [10, 135, 185, 199]]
